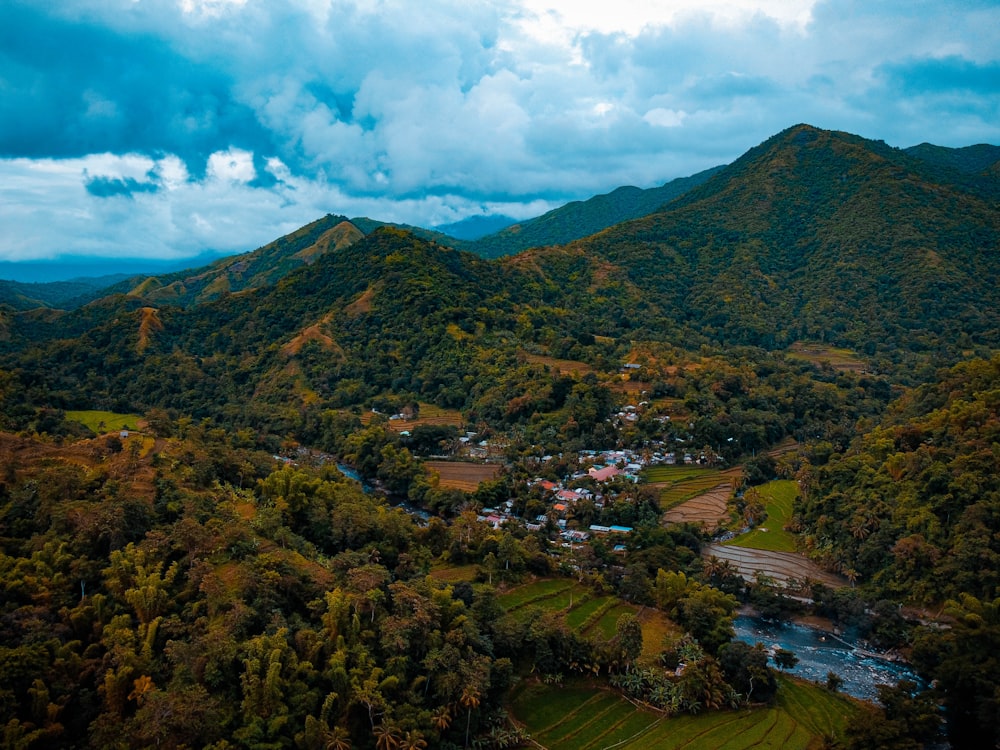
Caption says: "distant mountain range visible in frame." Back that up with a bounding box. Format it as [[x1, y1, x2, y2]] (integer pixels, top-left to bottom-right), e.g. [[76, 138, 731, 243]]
[[0, 166, 724, 309]]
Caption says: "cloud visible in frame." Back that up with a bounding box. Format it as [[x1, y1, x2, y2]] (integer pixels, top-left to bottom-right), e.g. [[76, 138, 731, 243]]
[[1, 0, 999, 266]]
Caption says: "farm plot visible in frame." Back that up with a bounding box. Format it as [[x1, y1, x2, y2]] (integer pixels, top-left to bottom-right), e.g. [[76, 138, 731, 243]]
[[509, 674, 858, 750], [702, 543, 846, 590], [425, 460, 501, 491]]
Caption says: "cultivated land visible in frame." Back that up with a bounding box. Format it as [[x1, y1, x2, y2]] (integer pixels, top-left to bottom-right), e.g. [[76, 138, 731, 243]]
[[425, 460, 501, 490], [508, 674, 859, 750], [360, 402, 464, 431], [495, 578, 674, 645], [650, 466, 741, 527], [702, 543, 846, 590]]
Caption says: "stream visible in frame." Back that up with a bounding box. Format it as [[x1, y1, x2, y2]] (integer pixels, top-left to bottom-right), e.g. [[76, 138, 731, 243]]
[[733, 615, 924, 702]]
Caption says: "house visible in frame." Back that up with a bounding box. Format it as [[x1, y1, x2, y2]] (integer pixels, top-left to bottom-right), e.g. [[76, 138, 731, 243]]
[[588, 465, 620, 482], [556, 489, 582, 503], [589, 524, 612, 534], [609, 525, 633, 535]]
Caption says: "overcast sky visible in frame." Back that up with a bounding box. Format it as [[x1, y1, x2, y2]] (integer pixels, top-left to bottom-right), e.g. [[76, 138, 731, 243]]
[[1, 0, 998, 272]]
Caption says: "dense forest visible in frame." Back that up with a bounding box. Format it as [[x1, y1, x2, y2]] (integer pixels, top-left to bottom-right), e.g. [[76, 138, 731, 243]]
[[2, 124, 1000, 748]]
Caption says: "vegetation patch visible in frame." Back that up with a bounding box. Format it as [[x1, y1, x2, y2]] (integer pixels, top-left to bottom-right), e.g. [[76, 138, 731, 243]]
[[726, 480, 799, 552], [64, 410, 142, 433]]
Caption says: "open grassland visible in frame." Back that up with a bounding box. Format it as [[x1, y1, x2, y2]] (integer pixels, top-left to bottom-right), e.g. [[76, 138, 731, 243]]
[[425, 460, 501, 491], [64, 410, 142, 433], [509, 674, 858, 750], [787, 342, 867, 372], [727, 480, 799, 553]]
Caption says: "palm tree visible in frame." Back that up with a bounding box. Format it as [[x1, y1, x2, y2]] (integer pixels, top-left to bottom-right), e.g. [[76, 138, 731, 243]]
[[459, 685, 481, 749], [430, 706, 452, 734], [373, 723, 401, 750], [322, 725, 352, 750], [398, 730, 428, 750]]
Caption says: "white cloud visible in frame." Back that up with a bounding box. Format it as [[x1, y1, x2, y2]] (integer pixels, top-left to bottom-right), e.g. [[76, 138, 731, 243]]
[[206, 148, 256, 183], [2, 0, 999, 268]]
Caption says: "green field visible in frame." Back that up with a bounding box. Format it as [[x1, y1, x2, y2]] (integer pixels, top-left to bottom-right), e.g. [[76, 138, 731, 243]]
[[725, 480, 799, 552], [509, 674, 859, 750], [64, 410, 142, 433]]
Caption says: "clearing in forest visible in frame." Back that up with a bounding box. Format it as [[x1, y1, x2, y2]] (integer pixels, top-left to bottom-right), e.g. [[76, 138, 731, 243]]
[[787, 342, 867, 372], [64, 410, 143, 433]]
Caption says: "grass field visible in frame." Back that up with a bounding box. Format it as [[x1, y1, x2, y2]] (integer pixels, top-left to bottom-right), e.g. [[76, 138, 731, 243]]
[[425, 460, 501, 491], [64, 410, 142, 433], [725, 480, 799, 553], [509, 674, 859, 750]]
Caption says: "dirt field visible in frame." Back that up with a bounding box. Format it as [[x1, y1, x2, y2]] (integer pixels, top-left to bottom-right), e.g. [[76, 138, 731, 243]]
[[702, 543, 846, 590], [425, 460, 501, 491]]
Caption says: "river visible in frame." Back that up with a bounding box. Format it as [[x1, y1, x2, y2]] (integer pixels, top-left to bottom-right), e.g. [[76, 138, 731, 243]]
[[733, 615, 924, 702]]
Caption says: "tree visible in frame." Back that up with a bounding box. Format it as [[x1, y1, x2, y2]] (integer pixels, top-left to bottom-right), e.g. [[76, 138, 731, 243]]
[[773, 648, 799, 671], [615, 613, 644, 671], [825, 672, 843, 692], [374, 723, 402, 750], [460, 684, 481, 749]]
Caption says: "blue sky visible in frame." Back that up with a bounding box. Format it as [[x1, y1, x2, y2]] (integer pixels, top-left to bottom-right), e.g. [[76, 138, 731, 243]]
[[1, 0, 998, 275]]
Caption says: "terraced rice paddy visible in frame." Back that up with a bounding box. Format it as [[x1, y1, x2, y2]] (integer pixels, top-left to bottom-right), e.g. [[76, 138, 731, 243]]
[[702, 543, 845, 589], [509, 674, 858, 750], [498, 579, 640, 640], [647, 466, 740, 527]]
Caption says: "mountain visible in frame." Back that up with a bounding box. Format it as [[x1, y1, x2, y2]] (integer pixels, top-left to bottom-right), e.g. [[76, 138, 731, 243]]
[[0, 273, 133, 311], [433, 214, 517, 240], [560, 124, 1000, 362], [466, 166, 724, 258], [3, 124, 999, 418], [98, 214, 365, 307]]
